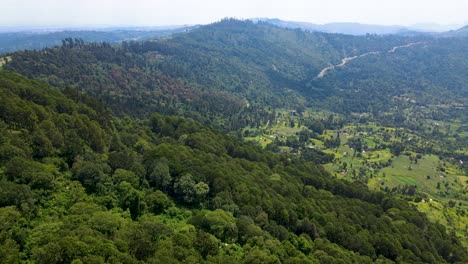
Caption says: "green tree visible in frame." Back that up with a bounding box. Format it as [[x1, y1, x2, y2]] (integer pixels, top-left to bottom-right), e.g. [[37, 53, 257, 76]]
[[174, 174, 196, 204], [116, 182, 143, 220], [113, 169, 139, 189], [31, 130, 53, 158], [194, 182, 210, 204], [192, 209, 238, 243], [145, 190, 173, 215], [148, 158, 172, 191], [72, 161, 104, 193]]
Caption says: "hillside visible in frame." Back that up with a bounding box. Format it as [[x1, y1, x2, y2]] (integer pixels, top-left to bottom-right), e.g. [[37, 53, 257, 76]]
[[255, 19, 463, 36], [440, 25, 468, 38], [3, 19, 423, 126], [3, 19, 466, 139], [255, 18, 408, 35], [1, 19, 468, 261], [309, 37, 468, 113], [2, 19, 466, 181], [1, 71, 467, 262]]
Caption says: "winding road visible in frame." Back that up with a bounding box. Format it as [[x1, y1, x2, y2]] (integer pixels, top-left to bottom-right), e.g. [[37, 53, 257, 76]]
[[317, 42, 424, 78]]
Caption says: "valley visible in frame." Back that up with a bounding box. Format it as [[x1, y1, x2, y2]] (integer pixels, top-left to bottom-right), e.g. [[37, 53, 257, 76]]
[[243, 106, 468, 247], [0, 18, 467, 263]]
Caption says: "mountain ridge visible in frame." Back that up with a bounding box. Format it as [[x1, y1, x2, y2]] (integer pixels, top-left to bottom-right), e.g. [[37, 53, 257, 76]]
[[254, 18, 465, 35]]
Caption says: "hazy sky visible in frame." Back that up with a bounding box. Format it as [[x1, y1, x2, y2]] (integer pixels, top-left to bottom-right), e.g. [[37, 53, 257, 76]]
[[1, 0, 467, 27]]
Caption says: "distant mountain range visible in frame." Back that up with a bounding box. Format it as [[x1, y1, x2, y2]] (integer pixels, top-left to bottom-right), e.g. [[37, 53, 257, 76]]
[[0, 18, 466, 54], [253, 18, 465, 36], [0, 25, 196, 54], [440, 25, 468, 37]]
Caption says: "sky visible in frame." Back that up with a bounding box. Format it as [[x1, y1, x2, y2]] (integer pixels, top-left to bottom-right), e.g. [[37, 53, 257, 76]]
[[0, 0, 467, 28]]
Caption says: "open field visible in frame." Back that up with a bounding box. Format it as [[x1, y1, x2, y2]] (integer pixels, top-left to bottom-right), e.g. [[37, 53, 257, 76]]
[[244, 108, 467, 248]]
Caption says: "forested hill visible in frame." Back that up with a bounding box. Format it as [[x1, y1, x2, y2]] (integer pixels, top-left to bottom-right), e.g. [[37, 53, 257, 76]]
[[1, 70, 467, 263], [0, 26, 194, 54], [2, 19, 431, 128], [4, 19, 467, 131], [310, 37, 468, 115], [440, 25, 468, 38]]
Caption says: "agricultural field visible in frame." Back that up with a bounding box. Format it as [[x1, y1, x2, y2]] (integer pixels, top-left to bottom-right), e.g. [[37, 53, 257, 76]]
[[244, 108, 468, 246]]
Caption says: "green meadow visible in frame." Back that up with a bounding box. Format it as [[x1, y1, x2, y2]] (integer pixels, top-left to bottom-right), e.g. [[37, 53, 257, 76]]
[[247, 108, 467, 247]]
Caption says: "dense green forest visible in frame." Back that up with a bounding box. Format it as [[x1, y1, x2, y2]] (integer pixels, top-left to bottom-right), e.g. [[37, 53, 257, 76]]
[[3, 20, 466, 129], [1, 18, 467, 262], [1, 70, 467, 263], [2, 20, 428, 128], [3, 19, 465, 174]]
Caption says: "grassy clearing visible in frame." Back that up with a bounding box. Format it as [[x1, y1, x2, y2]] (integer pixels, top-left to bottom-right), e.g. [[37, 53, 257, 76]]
[[379, 154, 439, 186], [414, 201, 468, 249], [275, 126, 302, 136], [375, 154, 466, 200], [363, 150, 392, 162], [310, 138, 324, 147], [244, 135, 272, 148], [459, 176, 468, 188]]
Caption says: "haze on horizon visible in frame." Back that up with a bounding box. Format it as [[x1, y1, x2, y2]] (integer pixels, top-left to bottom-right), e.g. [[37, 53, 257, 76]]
[[0, 0, 467, 29]]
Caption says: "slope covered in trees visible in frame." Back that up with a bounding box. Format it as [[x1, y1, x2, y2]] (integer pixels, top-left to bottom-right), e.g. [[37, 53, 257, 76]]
[[2, 19, 427, 128], [1, 71, 467, 263], [310, 37, 468, 115], [4, 19, 466, 134], [1, 18, 468, 262], [3, 19, 465, 164]]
